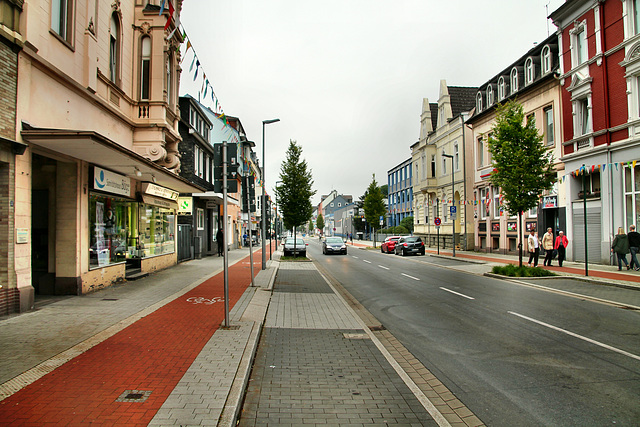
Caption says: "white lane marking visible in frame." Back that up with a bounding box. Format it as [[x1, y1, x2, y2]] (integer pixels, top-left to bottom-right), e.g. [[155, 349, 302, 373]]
[[401, 273, 420, 281], [378, 265, 390, 270], [509, 311, 640, 362], [440, 287, 475, 300], [363, 260, 372, 264], [352, 256, 359, 259]]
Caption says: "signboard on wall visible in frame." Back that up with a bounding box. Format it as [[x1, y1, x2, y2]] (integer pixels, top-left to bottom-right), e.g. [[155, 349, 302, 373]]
[[92, 166, 131, 197], [543, 195, 558, 209], [142, 182, 179, 200], [178, 197, 193, 215]]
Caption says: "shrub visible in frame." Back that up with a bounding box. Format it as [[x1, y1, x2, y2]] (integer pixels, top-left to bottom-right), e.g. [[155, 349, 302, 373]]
[[491, 264, 557, 277]]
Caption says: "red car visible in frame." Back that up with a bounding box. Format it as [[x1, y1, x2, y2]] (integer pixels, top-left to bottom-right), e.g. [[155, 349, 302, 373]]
[[381, 236, 401, 254]]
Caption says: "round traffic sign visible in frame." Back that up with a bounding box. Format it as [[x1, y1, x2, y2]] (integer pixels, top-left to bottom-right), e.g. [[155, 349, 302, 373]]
[[434, 217, 441, 226]]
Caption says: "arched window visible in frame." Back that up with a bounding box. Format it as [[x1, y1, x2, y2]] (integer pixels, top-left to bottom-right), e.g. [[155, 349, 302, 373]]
[[486, 85, 494, 106], [476, 92, 483, 112], [510, 68, 519, 94], [140, 37, 151, 100], [497, 77, 506, 100], [541, 46, 552, 74], [525, 58, 534, 85], [109, 14, 120, 84]]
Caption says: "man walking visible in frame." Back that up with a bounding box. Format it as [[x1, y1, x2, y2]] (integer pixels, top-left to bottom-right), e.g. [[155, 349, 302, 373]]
[[628, 225, 640, 271], [216, 228, 224, 257], [527, 229, 540, 267]]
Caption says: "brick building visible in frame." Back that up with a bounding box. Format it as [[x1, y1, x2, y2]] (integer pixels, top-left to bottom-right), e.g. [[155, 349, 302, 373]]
[[550, 0, 640, 264]]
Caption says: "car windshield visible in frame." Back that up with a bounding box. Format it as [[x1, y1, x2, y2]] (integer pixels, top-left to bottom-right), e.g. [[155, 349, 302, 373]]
[[285, 238, 304, 244], [405, 237, 421, 242], [326, 237, 343, 243]]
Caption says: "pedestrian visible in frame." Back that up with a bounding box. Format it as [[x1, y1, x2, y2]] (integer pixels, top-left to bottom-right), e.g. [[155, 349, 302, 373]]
[[542, 227, 555, 267], [611, 227, 630, 270], [350, 232, 353, 243], [216, 228, 224, 257], [527, 229, 540, 267], [628, 225, 640, 271], [554, 231, 568, 267]]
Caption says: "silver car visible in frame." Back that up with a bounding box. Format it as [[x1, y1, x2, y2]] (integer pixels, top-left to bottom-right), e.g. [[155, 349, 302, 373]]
[[283, 237, 307, 257], [322, 237, 347, 255]]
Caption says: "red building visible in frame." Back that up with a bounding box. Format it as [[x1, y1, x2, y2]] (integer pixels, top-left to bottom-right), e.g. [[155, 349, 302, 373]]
[[551, 0, 640, 264]]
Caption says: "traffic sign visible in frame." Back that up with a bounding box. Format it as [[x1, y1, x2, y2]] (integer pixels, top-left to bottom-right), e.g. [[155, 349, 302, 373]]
[[434, 217, 441, 226], [450, 206, 456, 214]]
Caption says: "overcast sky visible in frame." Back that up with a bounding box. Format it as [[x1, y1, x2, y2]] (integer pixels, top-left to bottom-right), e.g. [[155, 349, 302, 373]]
[[179, 1, 564, 206]]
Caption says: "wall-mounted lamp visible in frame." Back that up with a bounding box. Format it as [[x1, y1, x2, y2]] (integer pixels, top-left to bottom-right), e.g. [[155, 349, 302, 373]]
[[134, 167, 142, 177]]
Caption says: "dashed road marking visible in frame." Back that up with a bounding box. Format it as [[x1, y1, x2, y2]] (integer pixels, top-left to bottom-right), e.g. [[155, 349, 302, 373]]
[[401, 273, 420, 281], [440, 287, 474, 300]]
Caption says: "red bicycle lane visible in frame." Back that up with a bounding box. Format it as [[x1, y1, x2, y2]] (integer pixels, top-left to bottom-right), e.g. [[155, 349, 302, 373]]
[[0, 252, 264, 426]]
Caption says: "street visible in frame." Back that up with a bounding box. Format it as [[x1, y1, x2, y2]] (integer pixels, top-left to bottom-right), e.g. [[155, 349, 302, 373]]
[[308, 240, 640, 426]]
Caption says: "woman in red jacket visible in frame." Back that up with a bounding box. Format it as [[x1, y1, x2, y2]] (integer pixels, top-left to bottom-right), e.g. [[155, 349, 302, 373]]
[[554, 231, 569, 267]]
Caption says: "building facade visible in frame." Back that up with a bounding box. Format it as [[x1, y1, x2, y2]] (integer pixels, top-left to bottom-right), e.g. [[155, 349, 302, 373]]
[[387, 158, 413, 230], [412, 81, 477, 250], [467, 35, 565, 256], [10, 0, 202, 313], [548, 0, 640, 264]]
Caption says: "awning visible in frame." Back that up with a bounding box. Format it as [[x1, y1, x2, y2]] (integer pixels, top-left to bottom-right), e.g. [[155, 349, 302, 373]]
[[192, 191, 240, 206], [21, 127, 205, 194]]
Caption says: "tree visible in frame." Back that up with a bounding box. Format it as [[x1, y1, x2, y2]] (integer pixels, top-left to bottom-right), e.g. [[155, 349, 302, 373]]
[[308, 219, 314, 234], [363, 174, 386, 247], [316, 213, 325, 235], [275, 140, 316, 256], [488, 100, 555, 267], [400, 216, 414, 234], [380, 184, 388, 197]]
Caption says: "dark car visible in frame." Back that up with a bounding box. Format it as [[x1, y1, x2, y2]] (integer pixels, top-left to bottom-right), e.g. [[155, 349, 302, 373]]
[[395, 236, 425, 256], [322, 237, 347, 255], [283, 237, 307, 257], [381, 236, 401, 254]]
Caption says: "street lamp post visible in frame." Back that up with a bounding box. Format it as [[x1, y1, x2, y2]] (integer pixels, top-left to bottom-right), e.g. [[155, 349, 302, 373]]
[[442, 153, 455, 257], [261, 118, 280, 270]]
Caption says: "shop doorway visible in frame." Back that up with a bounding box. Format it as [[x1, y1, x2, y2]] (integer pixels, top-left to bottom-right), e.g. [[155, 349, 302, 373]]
[[31, 154, 56, 295]]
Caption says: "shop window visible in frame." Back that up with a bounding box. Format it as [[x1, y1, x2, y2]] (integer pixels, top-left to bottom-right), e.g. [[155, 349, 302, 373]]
[[89, 193, 135, 268], [138, 204, 176, 257]]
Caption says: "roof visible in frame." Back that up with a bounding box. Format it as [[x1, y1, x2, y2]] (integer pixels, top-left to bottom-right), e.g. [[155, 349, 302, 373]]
[[448, 86, 478, 118], [429, 102, 439, 129]]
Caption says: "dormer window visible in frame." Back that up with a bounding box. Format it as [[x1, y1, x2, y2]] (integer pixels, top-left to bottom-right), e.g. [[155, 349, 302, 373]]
[[486, 85, 494, 106], [497, 77, 506, 100], [476, 92, 483, 112], [541, 46, 552, 74], [510, 68, 519, 94], [525, 58, 534, 85]]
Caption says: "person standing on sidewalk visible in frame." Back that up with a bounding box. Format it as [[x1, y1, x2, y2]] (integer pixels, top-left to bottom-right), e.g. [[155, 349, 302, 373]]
[[611, 227, 630, 270], [554, 231, 568, 267], [216, 228, 224, 257], [542, 227, 555, 267], [628, 225, 640, 271], [527, 229, 540, 267]]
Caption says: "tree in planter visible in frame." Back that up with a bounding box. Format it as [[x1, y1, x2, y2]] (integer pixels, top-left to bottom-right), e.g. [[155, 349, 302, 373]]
[[363, 174, 386, 248], [316, 213, 325, 236], [275, 140, 316, 257], [488, 100, 555, 267]]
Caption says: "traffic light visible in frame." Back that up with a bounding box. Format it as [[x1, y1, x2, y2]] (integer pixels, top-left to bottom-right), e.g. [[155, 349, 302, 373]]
[[213, 143, 239, 192], [242, 176, 256, 213]]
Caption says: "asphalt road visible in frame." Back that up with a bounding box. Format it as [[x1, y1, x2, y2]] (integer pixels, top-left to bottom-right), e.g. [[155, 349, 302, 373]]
[[307, 240, 640, 426]]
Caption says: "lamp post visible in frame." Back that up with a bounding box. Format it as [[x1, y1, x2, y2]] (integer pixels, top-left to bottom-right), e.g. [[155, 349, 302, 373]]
[[261, 118, 280, 270], [442, 153, 455, 257]]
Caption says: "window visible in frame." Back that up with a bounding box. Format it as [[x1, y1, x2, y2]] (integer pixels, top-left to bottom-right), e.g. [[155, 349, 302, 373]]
[[431, 155, 436, 177], [572, 22, 588, 67], [528, 205, 538, 218], [575, 97, 591, 136], [498, 77, 506, 100], [140, 37, 151, 100], [486, 85, 494, 106], [477, 137, 484, 167], [525, 58, 534, 85], [454, 143, 459, 171], [89, 193, 135, 268], [199, 146, 204, 178], [544, 106, 554, 146], [510, 68, 519, 94], [166, 52, 173, 108], [480, 188, 488, 220], [493, 188, 500, 218], [197, 208, 205, 230], [541, 46, 552, 74], [577, 28, 588, 64], [624, 165, 640, 228], [633, 0, 640, 36], [52, 0, 73, 43], [421, 153, 426, 180], [442, 155, 447, 175], [109, 14, 120, 84], [194, 146, 200, 177], [476, 92, 483, 112], [487, 133, 493, 164]]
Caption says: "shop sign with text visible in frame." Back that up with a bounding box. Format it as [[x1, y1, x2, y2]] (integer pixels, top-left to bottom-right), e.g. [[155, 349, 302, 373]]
[[93, 166, 131, 197]]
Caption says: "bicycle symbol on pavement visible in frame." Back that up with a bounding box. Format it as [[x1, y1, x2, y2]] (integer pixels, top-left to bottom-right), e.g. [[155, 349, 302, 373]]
[[186, 296, 225, 305]]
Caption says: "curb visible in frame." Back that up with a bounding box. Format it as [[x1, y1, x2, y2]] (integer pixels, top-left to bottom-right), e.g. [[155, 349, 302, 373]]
[[220, 262, 279, 427]]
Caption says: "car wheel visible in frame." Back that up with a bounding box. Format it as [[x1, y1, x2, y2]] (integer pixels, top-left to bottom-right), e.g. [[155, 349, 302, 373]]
[[381, 247, 384, 253], [301, 251, 306, 257], [402, 249, 406, 257]]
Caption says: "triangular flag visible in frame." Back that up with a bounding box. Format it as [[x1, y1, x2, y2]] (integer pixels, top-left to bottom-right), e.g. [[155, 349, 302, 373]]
[[164, 0, 175, 31], [634, 160, 638, 168], [189, 55, 196, 72], [159, 0, 165, 15], [193, 60, 200, 80], [602, 164, 606, 172]]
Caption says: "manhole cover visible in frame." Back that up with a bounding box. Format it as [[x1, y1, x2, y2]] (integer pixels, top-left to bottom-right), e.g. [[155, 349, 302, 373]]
[[116, 389, 152, 403]]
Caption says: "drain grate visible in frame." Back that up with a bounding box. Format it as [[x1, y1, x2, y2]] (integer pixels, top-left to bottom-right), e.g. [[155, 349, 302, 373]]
[[116, 389, 152, 403], [102, 298, 119, 301]]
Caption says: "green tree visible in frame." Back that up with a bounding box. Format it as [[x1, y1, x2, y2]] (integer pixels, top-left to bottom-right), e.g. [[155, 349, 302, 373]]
[[380, 184, 388, 197], [363, 174, 386, 247], [488, 100, 555, 266], [316, 213, 325, 234], [275, 140, 316, 256], [400, 216, 414, 233], [308, 219, 314, 234]]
